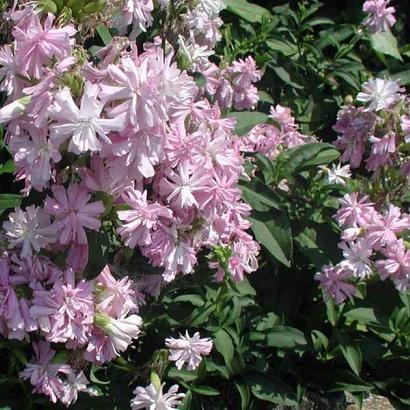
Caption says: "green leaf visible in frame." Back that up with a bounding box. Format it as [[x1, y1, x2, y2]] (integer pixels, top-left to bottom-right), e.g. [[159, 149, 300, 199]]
[[193, 72, 206, 88], [96, 24, 112, 46], [258, 91, 274, 104], [250, 326, 307, 349], [266, 39, 298, 57], [249, 210, 292, 267], [190, 385, 220, 396], [369, 31, 403, 61], [244, 373, 298, 406], [0, 160, 15, 176], [213, 329, 234, 365], [306, 17, 335, 27], [85, 229, 109, 278], [329, 370, 373, 393], [240, 177, 281, 212], [167, 367, 198, 382], [0, 194, 21, 215], [90, 365, 110, 385], [278, 143, 340, 175], [269, 65, 303, 89], [235, 382, 250, 410], [340, 344, 362, 376], [227, 111, 268, 135], [223, 0, 270, 23]]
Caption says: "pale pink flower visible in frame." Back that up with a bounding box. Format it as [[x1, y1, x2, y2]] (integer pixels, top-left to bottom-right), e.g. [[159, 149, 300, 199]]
[[315, 264, 357, 304], [160, 162, 211, 209], [50, 83, 125, 154], [94, 312, 142, 354], [401, 115, 410, 143], [113, 0, 154, 35], [117, 188, 172, 247], [376, 240, 410, 290], [13, 13, 75, 78], [231, 56, 262, 89], [95, 265, 138, 317], [101, 56, 167, 129], [30, 269, 94, 346], [356, 78, 403, 111], [44, 184, 105, 245], [3, 206, 57, 258], [366, 133, 396, 171], [60, 371, 91, 407], [84, 326, 118, 365], [339, 239, 373, 279], [131, 383, 185, 410], [363, 0, 396, 33], [336, 193, 376, 228], [366, 205, 410, 249], [165, 331, 213, 370], [0, 45, 19, 96], [20, 341, 72, 403]]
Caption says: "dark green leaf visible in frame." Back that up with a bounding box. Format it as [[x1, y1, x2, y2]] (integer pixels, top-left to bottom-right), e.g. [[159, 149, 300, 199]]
[[223, 0, 270, 23], [369, 31, 402, 61], [227, 111, 268, 135], [213, 329, 234, 365]]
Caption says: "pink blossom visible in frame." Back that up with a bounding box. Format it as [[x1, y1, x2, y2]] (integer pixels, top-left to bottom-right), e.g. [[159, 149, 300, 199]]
[[30, 269, 94, 346], [376, 240, 410, 290], [363, 0, 396, 33], [60, 371, 91, 407], [339, 239, 373, 279], [0, 45, 19, 97], [50, 83, 126, 154], [160, 162, 211, 209], [366, 133, 396, 171], [366, 205, 410, 249], [95, 265, 138, 317], [165, 331, 213, 370], [20, 341, 72, 403], [117, 188, 172, 247], [101, 56, 167, 129], [315, 264, 357, 304], [13, 13, 75, 78], [44, 184, 105, 245], [131, 383, 185, 410], [336, 193, 376, 228], [113, 0, 154, 35], [3, 205, 57, 258]]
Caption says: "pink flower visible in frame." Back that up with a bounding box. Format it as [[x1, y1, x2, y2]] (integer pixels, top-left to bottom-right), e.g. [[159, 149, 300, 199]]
[[363, 0, 396, 33], [84, 326, 118, 365], [160, 162, 211, 209], [113, 0, 154, 35], [0, 45, 19, 97], [30, 269, 94, 346], [357, 78, 402, 112], [60, 371, 91, 407], [339, 239, 373, 279], [20, 341, 72, 403], [315, 264, 357, 304], [366, 133, 396, 171], [165, 331, 213, 370], [376, 240, 410, 290], [3, 205, 57, 258], [13, 13, 75, 78], [50, 83, 126, 154], [94, 312, 142, 354], [336, 193, 376, 228], [117, 188, 172, 247], [366, 205, 410, 249], [231, 56, 262, 89], [131, 383, 185, 410], [101, 56, 167, 129], [44, 184, 105, 245], [94, 265, 138, 317]]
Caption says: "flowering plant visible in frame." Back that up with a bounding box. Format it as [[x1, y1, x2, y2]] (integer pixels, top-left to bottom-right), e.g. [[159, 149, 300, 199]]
[[0, 0, 409, 409]]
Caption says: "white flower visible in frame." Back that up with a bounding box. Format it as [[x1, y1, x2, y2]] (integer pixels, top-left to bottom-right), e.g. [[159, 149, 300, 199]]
[[3, 205, 57, 258], [321, 163, 351, 185], [339, 239, 373, 279], [198, 0, 225, 16], [50, 82, 125, 154], [61, 371, 91, 407], [0, 96, 31, 124], [356, 78, 403, 112], [96, 313, 142, 354], [165, 331, 213, 371], [131, 383, 185, 410], [177, 36, 214, 70]]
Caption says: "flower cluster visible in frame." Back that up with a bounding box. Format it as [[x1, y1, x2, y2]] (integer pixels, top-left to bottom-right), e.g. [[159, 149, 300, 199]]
[[334, 78, 407, 172], [316, 193, 410, 303], [0, 0, 272, 405]]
